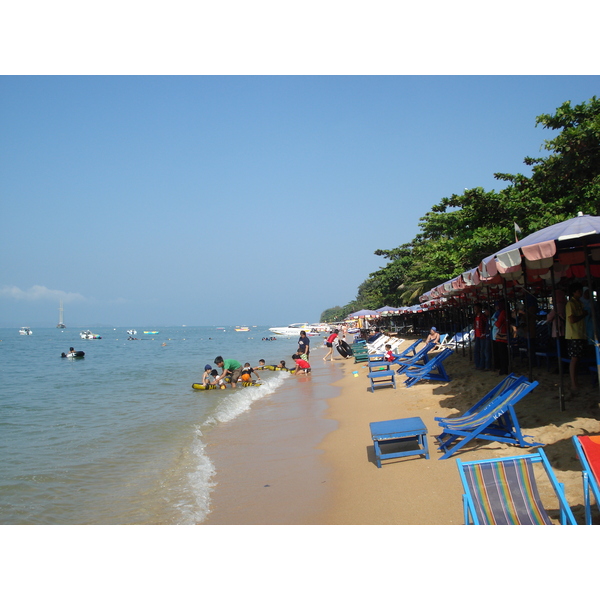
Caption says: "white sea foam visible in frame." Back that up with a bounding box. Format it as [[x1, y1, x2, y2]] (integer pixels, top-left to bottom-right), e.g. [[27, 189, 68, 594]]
[[182, 372, 289, 523], [175, 427, 216, 524], [202, 373, 288, 426]]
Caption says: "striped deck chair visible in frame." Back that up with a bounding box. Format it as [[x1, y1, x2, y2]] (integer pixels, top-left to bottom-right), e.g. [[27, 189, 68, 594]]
[[572, 435, 600, 525], [402, 348, 453, 387], [435, 378, 541, 460], [456, 449, 577, 525]]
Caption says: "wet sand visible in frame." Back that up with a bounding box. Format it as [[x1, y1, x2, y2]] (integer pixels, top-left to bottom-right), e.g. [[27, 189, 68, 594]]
[[202, 362, 340, 524], [202, 337, 600, 525]]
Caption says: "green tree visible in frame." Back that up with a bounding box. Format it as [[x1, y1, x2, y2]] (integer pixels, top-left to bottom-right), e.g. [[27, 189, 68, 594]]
[[322, 96, 600, 317]]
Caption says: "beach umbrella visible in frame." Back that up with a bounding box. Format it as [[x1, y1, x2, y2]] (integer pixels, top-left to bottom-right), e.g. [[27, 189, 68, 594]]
[[348, 309, 381, 318], [479, 213, 600, 281], [478, 213, 600, 408]]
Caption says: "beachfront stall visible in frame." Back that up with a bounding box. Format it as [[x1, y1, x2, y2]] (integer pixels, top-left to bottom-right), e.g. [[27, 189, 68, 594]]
[[377, 214, 600, 411]]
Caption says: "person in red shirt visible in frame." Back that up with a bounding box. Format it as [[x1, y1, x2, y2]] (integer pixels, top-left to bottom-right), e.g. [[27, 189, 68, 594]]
[[292, 354, 311, 374], [384, 344, 395, 361], [323, 329, 339, 361]]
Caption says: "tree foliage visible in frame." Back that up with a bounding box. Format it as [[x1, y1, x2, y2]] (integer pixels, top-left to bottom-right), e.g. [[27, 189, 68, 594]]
[[324, 96, 600, 320]]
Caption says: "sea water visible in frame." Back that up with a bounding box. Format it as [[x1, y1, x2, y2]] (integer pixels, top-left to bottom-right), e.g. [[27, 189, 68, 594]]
[[0, 326, 316, 524]]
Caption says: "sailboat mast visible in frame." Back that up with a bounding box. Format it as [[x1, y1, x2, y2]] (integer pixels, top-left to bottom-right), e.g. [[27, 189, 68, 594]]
[[57, 300, 66, 328]]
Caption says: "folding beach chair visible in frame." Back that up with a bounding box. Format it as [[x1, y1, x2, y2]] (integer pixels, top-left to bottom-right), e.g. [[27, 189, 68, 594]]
[[435, 377, 540, 460], [369, 338, 423, 361], [352, 344, 370, 363], [572, 435, 600, 525], [402, 347, 453, 387], [435, 373, 522, 428], [395, 341, 436, 373], [456, 449, 577, 525]]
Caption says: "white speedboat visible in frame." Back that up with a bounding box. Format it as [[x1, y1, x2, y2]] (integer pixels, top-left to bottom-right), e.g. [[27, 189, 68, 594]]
[[80, 330, 102, 339], [268, 323, 310, 336], [19, 327, 32, 335]]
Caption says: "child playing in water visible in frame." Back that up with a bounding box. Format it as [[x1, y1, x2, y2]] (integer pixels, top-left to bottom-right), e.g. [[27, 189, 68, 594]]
[[202, 365, 225, 388], [202, 364, 213, 386], [292, 354, 311, 375], [241, 362, 261, 382]]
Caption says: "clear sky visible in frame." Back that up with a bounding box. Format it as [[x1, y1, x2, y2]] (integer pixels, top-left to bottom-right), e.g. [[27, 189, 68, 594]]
[[1, 75, 599, 327]]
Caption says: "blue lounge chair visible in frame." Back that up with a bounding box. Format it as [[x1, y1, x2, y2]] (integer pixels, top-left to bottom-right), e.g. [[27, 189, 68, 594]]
[[395, 341, 436, 373], [368, 338, 424, 363], [435, 377, 540, 460], [456, 449, 577, 525], [435, 373, 523, 428], [402, 348, 453, 387], [572, 435, 600, 525]]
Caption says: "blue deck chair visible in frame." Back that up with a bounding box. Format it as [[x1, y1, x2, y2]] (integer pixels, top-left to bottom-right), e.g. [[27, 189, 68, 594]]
[[435, 373, 523, 429], [402, 348, 453, 387], [572, 435, 600, 525], [456, 449, 577, 525], [368, 338, 424, 362], [435, 378, 540, 460], [395, 341, 436, 373]]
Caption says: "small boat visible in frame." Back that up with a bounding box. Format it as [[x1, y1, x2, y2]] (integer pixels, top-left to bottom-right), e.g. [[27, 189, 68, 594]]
[[235, 326, 250, 332], [143, 331, 159, 335], [127, 329, 137, 335], [19, 327, 32, 335], [61, 350, 85, 358], [80, 330, 102, 339], [268, 323, 309, 336]]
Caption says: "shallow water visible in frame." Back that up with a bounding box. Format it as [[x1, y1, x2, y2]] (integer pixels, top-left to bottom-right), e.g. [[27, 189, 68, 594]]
[[0, 325, 319, 524]]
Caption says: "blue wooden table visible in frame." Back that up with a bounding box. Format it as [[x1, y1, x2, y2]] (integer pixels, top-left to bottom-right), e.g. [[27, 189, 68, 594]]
[[369, 416, 429, 467]]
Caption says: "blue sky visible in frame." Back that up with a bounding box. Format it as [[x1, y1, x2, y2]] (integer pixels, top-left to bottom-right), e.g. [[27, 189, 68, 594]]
[[1, 75, 599, 327]]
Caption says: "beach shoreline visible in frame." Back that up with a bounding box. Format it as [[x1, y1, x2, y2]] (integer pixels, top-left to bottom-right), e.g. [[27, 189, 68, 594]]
[[201, 337, 600, 525]]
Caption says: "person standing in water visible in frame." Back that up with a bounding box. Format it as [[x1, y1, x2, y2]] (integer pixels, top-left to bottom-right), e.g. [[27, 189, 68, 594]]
[[323, 329, 338, 361]]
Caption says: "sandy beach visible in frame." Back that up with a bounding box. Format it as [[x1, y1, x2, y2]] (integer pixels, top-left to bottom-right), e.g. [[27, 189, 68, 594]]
[[202, 337, 600, 525]]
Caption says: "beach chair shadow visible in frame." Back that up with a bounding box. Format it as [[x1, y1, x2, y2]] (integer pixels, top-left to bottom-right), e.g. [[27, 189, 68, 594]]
[[572, 435, 600, 525], [435, 375, 541, 460], [456, 448, 577, 524], [402, 348, 453, 387]]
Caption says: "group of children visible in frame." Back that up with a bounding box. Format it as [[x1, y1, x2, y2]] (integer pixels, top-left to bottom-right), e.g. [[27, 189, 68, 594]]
[[201, 354, 311, 388]]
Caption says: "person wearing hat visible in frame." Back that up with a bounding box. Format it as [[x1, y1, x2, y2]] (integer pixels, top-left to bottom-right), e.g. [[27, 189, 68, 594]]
[[202, 364, 216, 387], [425, 326, 440, 347]]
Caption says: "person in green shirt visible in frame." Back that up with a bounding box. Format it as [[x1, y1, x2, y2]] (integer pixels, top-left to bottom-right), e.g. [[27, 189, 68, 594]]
[[214, 356, 243, 388]]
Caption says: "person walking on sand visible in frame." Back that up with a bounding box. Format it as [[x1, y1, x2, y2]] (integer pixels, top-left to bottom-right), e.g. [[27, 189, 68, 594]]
[[323, 329, 339, 361], [565, 282, 587, 390]]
